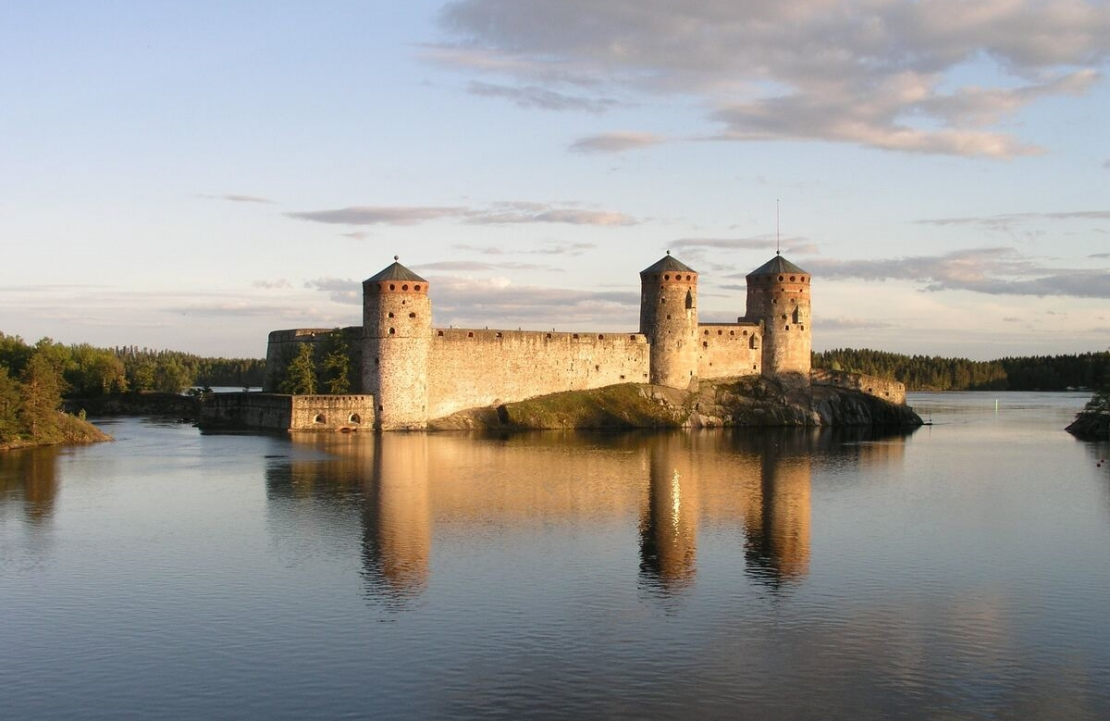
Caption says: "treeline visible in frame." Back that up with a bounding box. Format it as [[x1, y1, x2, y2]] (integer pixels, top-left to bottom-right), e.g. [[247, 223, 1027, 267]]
[[0, 333, 266, 398], [813, 348, 1110, 391]]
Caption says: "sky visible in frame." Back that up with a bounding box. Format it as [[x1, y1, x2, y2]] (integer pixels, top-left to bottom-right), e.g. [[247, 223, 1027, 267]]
[[1, 0, 1108, 361]]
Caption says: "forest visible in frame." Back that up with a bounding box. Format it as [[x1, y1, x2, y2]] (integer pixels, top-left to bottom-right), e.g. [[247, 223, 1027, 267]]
[[813, 348, 1110, 392], [0, 332, 265, 446]]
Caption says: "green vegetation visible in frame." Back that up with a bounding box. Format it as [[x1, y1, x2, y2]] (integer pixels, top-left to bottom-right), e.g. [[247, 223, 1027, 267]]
[[272, 329, 358, 395], [0, 330, 268, 447], [491, 384, 686, 429], [0, 336, 111, 448], [813, 348, 1110, 391], [0, 332, 266, 397]]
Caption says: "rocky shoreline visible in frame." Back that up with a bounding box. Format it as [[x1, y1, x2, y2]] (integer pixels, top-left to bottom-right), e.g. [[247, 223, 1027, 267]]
[[1066, 411, 1110, 441], [430, 377, 923, 431]]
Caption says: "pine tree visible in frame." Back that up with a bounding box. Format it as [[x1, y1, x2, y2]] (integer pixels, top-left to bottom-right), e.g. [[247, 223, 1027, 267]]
[[19, 351, 64, 439], [280, 343, 317, 395], [320, 329, 352, 394]]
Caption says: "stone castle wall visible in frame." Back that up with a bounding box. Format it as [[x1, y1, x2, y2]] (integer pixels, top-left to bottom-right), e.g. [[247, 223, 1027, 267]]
[[811, 369, 906, 405], [696, 322, 763, 379], [426, 329, 651, 420], [200, 392, 376, 431]]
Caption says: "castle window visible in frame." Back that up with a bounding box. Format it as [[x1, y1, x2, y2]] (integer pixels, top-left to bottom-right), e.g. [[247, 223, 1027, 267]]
[[704, 330, 709, 335], [495, 332, 502, 338], [389, 328, 396, 335], [546, 333, 552, 339], [629, 335, 636, 340], [664, 274, 670, 281], [378, 405, 384, 411], [598, 334, 604, 339], [781, 314, 787, 320], [685, 290, 693, 309], [620, 375, 625, 380], [414, 284, 421, 291], [437, 330, 444, 336], [666, 315, 671, 320], [686, 275, 692, 281], [702, 341, 708, 348], [742, 330, 748, 336], [314, 414, 326, 424], [717, 330, 723, 335], [409, 312, 416, 318], [349, 414, 361, 424], [468, 332, 474, 338], [785, 325, 790, 331], [750, 336, 759, 349], [660, 297, 665, 304], [388, 312, 394, 318], [730, 330, 735, 336], [573, 333, 579, 339], [389, 284, 395, 291], [402, 284, 409, 291], [800, 325, 805, 331], [778, 275, 784, 281], [790, 275, 796, 281]]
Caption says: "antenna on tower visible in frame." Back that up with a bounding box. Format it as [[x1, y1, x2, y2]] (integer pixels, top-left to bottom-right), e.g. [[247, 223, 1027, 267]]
[[776, 199, 781, 256]]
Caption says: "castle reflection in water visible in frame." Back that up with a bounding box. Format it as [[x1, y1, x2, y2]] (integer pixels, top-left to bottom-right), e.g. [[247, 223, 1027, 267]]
[[261, 428, 910, 604]]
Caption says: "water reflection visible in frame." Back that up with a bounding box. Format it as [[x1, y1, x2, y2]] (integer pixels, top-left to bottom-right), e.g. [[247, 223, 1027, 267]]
[[263, 427, 912, 604], [639, 435, 699, 593], [0, 446, 61, 524]]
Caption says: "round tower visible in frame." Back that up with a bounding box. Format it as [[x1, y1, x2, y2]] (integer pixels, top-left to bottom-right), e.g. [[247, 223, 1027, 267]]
[[362, 258, 432, 430], [745, 254, 811, 384], [639, 252, 699, 388]]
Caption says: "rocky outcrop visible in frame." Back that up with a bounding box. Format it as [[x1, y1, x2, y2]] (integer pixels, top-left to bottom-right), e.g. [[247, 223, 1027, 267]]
[[1066, 411, 1110, 440], [430, 376, 922, 431]]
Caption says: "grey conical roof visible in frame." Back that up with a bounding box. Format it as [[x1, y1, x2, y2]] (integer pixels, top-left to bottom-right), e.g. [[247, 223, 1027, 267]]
[[747, 254, 808, 278], [640, 253, 696, 275], [364, 260, 427, 284]]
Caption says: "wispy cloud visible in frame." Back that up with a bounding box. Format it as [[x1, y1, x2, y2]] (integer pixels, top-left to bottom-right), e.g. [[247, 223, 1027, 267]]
[[434, 0, 1110, 157], [819, 317, 896, 331], [807, 247, 1110, 298], [454, 241, 596, 256], [304, 278, 359, 305], [252, 279, 293, 290], [671, 236, 811, 253], [198, 193, 275, 204], [287, 201, 637, 227], [412, 260, 553, 272], [570, 131, 665, 154], [919, 210, 1110, 230], [469, 81, 621, 112]]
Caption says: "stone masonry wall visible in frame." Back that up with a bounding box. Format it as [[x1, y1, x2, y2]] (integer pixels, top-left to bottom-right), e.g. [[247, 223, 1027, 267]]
[[199, 392, 376, 431], [265, 327, 362, 392], [811, 369, 906, 405], [426, 329, 651, 420], [696, 322, 763, 380]]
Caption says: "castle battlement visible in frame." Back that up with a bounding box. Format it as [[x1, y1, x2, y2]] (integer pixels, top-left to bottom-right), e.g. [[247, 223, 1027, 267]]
[[266, 253, 814, 430]]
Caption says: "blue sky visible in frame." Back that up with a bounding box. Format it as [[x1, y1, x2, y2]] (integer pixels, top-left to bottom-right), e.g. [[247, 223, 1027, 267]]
[[2, 0, 1108, 359]]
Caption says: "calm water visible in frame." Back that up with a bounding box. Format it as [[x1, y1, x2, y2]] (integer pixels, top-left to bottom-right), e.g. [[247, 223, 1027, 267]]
[[2, 392, 1108, 720]]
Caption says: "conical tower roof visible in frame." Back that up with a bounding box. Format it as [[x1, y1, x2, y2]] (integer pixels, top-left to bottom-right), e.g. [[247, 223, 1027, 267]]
[[364, 258, 427, 284], [640, 252, 696, 275], [747, 254, 808, 278]]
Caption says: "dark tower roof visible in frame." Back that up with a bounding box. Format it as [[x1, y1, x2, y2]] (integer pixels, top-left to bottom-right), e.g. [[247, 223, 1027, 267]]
[[640, 252, 696, 276], [364, 259, 427, 284], [747, 255, 808, 278]]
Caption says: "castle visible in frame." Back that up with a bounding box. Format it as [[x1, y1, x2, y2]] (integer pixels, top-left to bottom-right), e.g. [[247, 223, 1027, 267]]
[[263, 252, 824, 430]]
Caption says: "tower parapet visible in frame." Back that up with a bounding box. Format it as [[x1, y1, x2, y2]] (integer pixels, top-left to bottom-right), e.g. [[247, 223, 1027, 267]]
[[362, 259, 432, 429], [745, 255, 812, 383], [640, 253, 699, 389]]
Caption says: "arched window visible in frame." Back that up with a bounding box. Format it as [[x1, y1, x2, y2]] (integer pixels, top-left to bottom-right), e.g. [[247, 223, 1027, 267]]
[[685, 290, 693, 309], [313, 414, 326, 424], [349, 414, 361, 424]]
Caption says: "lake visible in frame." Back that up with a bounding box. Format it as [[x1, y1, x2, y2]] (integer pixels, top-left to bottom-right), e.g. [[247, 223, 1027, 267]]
[[2, 392, 1108, 720]]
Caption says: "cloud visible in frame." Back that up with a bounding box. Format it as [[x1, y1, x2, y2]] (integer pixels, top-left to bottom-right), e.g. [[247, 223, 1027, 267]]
[[818, 317, 896, 331], [1104, 159, 1110, 169], [919, 210, 1110, 230], [671, 236, 810, 253], [1091, 253, 1110, 259], [199, 193, 274, 204], [570, 131, 666, 154], [429, 275, 640, 327], [454, 241, 596, 256], [304, 278, 360, 305], [287, 202, 637, 227], [342, 231, 372, 240], [807, 247, 1110, 298], [287, 206, 466, 225], [434, 0, 1110, 157], [468, 81, 620, 112], [412, 261, 552, 272], [253, 279, 294, 290]]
